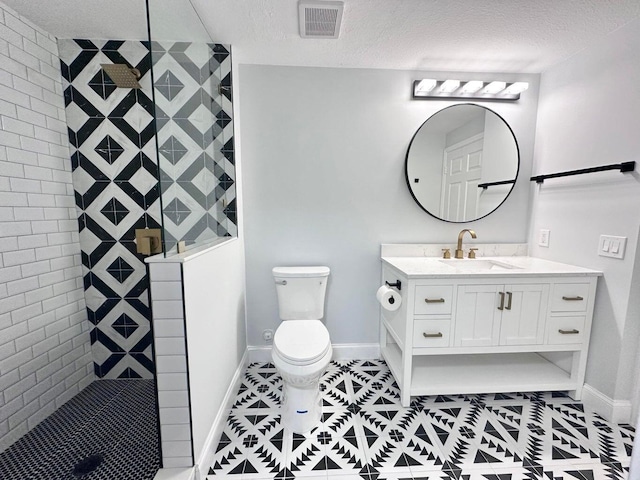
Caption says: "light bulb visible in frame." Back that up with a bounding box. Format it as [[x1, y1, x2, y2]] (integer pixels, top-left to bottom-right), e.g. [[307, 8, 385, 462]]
[[415, 79, 437, 93], [503, 82, 529, 95], [483, 81, 506, 94], [461, 81, 484, 93], [439, 80, 460, 93]]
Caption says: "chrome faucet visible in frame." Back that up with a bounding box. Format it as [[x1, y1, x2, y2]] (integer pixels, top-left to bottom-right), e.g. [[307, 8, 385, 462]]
[[455, 229, 477, 259]]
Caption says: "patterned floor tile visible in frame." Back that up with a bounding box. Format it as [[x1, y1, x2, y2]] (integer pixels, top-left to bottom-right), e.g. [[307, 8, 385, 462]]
[[207, 360, 633, 480]]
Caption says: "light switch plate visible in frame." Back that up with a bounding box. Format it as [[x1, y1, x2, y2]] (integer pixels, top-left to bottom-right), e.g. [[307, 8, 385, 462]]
[[538, 229, 550, 247], [599, 235, 626, 259]]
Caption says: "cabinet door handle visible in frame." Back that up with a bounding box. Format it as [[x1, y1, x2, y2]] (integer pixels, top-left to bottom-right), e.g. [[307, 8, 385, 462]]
[[498, 292, 505, 310], [562, 296, 583, 301], [558, 328, 580, 335], [424, 298, 445, 303], [423, 332, 443, 338], [506, 291, 512, 310]]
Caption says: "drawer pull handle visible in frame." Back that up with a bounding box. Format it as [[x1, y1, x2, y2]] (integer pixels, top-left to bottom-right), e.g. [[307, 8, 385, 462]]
[[498, 291, 505, 310], [559, 328, 580, 335], [506, 291, 512, 310], [423, 332, 443, 338], [562, 296, 584, 301], [424, 298, 445, 303]]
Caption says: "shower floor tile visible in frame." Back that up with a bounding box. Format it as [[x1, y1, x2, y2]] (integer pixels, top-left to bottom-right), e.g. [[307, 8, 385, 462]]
[[207, 359, 633, 480], [0, 379, 160, 480]]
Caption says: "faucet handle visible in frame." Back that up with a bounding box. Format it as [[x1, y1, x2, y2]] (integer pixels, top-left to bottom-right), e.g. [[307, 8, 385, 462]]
[[442, 248, 451, 259], [468, 248, 478, 259]]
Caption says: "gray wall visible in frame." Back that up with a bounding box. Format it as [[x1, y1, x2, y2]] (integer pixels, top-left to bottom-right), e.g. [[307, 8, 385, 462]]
[[528, 18, 640, 406], [0, 3, 93, 452], [239, 65, 540, 346]]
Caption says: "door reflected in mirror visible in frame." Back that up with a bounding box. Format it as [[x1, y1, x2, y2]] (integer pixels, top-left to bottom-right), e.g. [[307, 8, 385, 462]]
[[406, 104, 519, 222]]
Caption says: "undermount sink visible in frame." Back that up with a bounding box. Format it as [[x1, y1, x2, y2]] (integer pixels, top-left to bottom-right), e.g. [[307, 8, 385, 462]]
[[438, 258, 523, 271]]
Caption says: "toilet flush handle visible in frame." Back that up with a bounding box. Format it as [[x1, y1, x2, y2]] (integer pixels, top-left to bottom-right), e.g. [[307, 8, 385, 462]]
[[275, 280, 287, 285]]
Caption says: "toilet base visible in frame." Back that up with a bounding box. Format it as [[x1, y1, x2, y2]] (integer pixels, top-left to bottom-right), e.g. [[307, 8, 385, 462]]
[[280, 382, 322, 434]]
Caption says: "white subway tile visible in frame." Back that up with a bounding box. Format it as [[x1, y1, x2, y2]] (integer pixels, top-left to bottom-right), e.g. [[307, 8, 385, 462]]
[[27, 68, 55, 92], [0, 237, 18, 252], [48, 144, 68, 159], [0, 51, 26, 77], [0, 322, 28, 345], [0, 342, 17, 363], [155, 338, 186, 356], [159, 407, 190, 425], [152, 300, 184, 319], [9, 177, 41, 193], [12, 77, 42, 99], [26, 311, 54, 332], [33, 126, 61, 145], [29, 98, 58, 118], [8, 44, 39, 70], [6, 146, 37, 165], [35, 32, 57, 55], [14, 207, 45, 222], [161, 457, 192, 468], [17, 233, 47, 249], [48, 338, 72, 363], [43, 207, 70, 220], [0, 83, 29, 108], [16, 106, 46, 128], [0, 265, 21, 282], [157, 390, 189, 408], [156, 355, 187, 373], [31, 333, 58, 358], [0, 98, 16, 117], [35, 245, 62, 261], [0, 347, 32, 374], [38, 62, 61, 82], [162, 441, 192, 458], [0, 129, 21, 148], [0, 159, 25, 176], [0, 293, 25, 315], [6, 375, 37, 406], [149, 263, 181, 281], [41, 293, 67, 312], [2, 116, 34, 137], [153, 319, 185, 338], [0, 220, 30, 235], [160, 424, 191, 442], [0, 207, 13, 221], [8, 400, 39, 430], [31, 220, 59, 235], [0, 396, 24, 423], [27, 193, 54, 207], [151, 281, 183, 300], [3, 13, 36, 42], [49, 256, 73, 271], [10, 302, 42, 324], [24, 285, 53, 304], [7, 276, 39, 296], [157, 373, 188, 391], [2, 248, 35, 266], [20, 136, 49, 154]]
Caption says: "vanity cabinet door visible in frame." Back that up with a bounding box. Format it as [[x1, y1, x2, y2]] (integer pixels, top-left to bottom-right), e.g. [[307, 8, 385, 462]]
[[454, 284, 502, 347], [499, 284, 549, 345]]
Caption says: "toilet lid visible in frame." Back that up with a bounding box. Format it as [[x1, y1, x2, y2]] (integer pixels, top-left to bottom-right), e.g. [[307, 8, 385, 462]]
[[273, 320, 330, 365]]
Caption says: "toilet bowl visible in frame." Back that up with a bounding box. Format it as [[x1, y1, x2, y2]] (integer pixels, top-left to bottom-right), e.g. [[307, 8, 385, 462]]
[[271, 266, 332, 433], [272, 320, 332, 433]]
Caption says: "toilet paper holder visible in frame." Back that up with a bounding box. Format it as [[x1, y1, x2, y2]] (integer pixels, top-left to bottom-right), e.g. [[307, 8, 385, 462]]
[[385, 280, 401, 290]]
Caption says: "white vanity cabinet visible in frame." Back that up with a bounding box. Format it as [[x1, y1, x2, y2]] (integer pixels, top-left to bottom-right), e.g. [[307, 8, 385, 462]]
[[380, 254, 600, 407]]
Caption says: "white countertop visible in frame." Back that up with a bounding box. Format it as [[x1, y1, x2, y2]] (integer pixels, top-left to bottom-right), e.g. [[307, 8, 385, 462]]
[[382, 255, 602, 278]]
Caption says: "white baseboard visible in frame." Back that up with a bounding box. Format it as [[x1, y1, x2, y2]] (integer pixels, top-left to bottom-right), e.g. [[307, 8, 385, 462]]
[[582, 383, 632, 424], [248, 343, 381, 364], [192, 349, 249, 480]]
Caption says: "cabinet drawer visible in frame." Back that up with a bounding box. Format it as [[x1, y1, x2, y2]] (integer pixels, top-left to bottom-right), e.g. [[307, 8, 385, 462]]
[[547, 316, 586, 344], [413, 319, 451, 348], [550, 284, 590, 312], [414, 286, 453, 315]]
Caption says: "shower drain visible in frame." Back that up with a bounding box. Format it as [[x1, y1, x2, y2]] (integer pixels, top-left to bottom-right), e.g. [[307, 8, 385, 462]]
[[73, 454, 104, 476]]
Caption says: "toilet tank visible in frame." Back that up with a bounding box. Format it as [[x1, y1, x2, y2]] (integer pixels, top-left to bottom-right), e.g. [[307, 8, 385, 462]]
[[272, 266, 330, 320]]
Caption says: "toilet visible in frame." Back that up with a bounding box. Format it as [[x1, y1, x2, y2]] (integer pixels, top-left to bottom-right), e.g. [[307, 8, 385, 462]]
[[271, 266, 332, 433]]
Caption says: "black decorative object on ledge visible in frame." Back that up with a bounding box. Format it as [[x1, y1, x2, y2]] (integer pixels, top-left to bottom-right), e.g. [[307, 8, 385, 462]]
[[530, 161, 636, 184]]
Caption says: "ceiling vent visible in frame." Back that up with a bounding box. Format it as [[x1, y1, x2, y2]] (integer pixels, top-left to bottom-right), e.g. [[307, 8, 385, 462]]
[[299, 1, 344, 39]]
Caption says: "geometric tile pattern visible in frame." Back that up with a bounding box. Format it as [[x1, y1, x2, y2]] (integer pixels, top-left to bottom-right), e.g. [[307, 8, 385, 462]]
[[151, 42, 237, 251], [0, 380, 160, 480], [59, 39, 160, 378], [208, 360, 634, 480]]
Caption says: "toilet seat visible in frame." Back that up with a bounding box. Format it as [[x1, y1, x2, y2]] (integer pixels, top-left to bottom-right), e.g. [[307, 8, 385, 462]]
[[273, 320, 330, 366]]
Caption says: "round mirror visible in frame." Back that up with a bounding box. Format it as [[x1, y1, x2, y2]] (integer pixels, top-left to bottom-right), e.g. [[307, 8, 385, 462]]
[[405, 104, 519, 222]]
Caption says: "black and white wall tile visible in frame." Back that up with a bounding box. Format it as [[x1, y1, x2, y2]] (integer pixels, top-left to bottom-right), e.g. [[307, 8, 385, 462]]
[[59, 39, 160, 379], [151, 41, 236, 251]]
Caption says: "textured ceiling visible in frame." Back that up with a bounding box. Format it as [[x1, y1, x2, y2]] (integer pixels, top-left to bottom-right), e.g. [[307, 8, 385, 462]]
[[3, 0, 640, 73]]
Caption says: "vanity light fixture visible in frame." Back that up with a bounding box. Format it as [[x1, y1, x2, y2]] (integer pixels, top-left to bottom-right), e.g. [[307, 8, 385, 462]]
[[412, 79, 529, 101]]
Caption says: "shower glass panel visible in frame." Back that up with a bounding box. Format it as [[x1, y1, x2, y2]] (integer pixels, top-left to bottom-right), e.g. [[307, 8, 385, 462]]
[[146, 0, 237, 256]]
